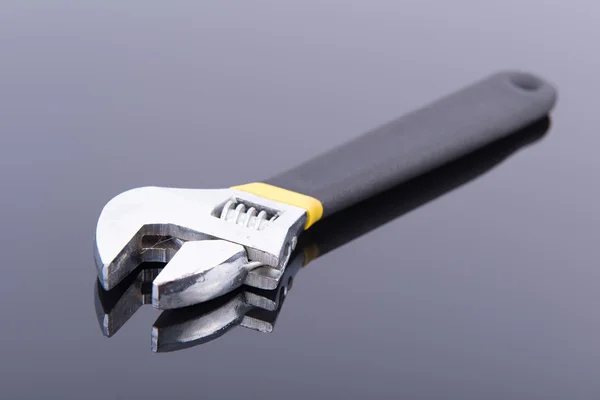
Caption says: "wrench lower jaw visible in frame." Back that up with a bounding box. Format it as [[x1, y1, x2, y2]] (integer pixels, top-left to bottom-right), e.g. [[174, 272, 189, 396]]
[[95, 241, 129, 292], [151, 240, 252, 310]]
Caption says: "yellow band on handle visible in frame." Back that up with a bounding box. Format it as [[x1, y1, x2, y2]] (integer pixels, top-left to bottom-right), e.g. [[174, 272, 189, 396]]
[[232, 182, 323, 229]]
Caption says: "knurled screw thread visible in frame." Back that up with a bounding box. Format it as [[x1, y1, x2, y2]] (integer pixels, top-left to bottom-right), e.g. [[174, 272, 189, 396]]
[[219, 200, 276, 231]]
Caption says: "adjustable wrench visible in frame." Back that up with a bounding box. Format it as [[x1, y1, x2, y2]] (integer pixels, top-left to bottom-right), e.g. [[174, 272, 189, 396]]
[[95, 116, 550, 349], [94, 71, 557, 310]]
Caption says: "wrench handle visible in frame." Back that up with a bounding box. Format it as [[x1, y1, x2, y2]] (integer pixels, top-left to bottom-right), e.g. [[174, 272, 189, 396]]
[[303, 117, 550, 256], [264, 71, 556, 221]]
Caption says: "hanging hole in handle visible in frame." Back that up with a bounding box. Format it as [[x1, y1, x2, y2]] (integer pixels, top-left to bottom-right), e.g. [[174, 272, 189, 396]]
[[509, 72, 543, 92]]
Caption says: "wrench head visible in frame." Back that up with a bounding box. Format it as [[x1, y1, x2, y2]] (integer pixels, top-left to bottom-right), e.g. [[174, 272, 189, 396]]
[[94, 186, 306, 308]]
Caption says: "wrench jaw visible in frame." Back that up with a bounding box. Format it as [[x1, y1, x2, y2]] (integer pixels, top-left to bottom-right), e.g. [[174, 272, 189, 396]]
[[151, 240, 255, 310], [95, 186, 307, 307], [151, 245, 306, 352], [95, 223, 203, 291], [151, 277, 289, 353], [94, 186, 220, 291], [92, 233, 310, 347]]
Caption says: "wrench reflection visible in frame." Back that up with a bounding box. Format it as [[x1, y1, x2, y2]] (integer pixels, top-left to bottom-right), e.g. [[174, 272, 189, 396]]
[[94, 118, 550, 352]]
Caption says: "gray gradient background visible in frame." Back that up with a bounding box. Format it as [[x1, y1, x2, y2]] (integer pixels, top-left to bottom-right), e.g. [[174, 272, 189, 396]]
[[1, 1, 599, 399]]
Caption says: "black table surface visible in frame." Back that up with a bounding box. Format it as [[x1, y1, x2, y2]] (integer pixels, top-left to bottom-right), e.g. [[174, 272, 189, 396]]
[[1, 1, 599, 399]]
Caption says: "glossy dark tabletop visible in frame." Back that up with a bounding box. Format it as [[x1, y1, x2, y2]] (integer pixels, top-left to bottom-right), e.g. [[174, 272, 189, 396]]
[[1, 1, 599, 399]]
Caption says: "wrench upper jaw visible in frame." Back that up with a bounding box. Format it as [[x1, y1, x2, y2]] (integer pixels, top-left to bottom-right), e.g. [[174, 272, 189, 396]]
[[94, 186, 225, 291], [94, 223, 202, 291], [95, 233, 141, 292]]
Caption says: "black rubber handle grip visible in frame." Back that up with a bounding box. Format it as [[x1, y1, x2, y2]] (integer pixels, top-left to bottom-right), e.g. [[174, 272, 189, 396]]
[[304, 118, 550, 255], [265, 71, 557, 218]]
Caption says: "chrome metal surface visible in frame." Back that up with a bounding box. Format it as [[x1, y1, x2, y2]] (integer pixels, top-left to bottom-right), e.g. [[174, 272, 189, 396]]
[[94, 186, 307, 308], [94, 234, 307, 346], [153, 240, 249, 309], [151, 248, 303, 352]]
